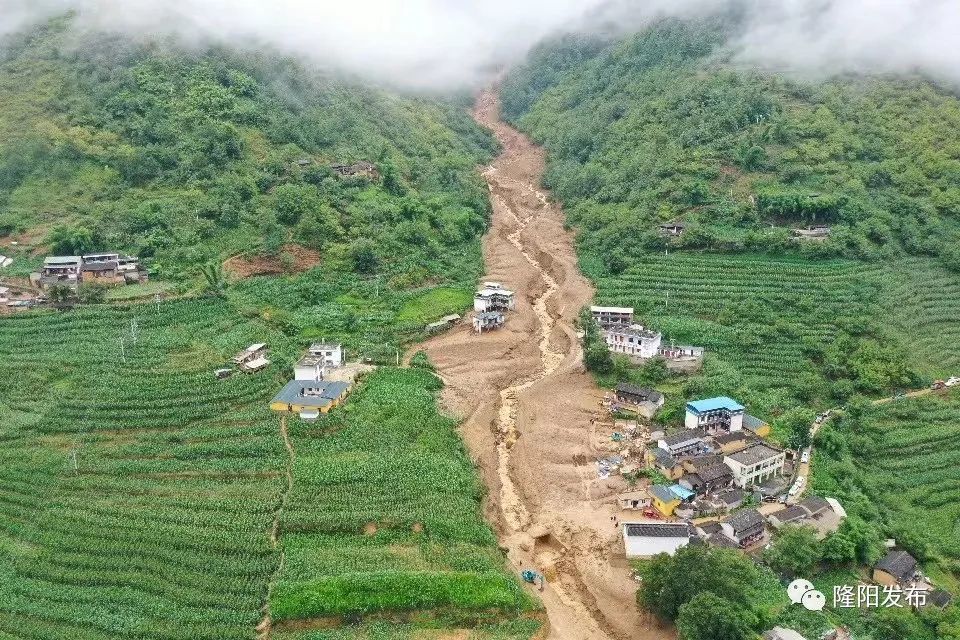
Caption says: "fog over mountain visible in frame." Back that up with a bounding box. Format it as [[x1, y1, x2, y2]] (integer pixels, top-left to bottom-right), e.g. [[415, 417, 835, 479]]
[[1, 0, 959, 89]]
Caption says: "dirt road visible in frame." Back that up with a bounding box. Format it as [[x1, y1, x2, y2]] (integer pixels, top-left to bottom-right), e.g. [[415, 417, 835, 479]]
[[418, 88, 673, 640]]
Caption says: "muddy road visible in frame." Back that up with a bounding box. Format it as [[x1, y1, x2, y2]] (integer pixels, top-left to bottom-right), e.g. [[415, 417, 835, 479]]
[[418, 88, 674, 640]]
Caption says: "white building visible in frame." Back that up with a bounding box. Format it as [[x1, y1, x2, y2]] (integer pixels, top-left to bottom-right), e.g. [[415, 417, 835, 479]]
[[474, 282, 515, 313], [622, 522, 693, 558], [294, 343, 343, 381], [605, 324, 662, 360], [307, 343, 343, 367], [684, 397, 745, 432], [591, 305, 634, 329], [723, 443, 786, 488], [473, 311, 505, 333]]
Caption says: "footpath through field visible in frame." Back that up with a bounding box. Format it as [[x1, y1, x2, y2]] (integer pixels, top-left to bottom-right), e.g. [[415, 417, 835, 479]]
[[417, 88, 674, 640]]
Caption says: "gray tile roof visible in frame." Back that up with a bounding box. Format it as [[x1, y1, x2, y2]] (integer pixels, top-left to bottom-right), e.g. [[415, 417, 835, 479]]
[[798, 496, 830, 516], [875, 550, 917, 581], [662, 429, 706, 447], [615, 383, 663, 403], [718, 489, 744, 505], [625, 523, 691, 538], [696, 464, 733, 483], [726, 508, 764, 533], [697, 521, 723, 535], [652, 448, 677, 468], [774, 505, 809, 524], [708, 532, 740, 549]]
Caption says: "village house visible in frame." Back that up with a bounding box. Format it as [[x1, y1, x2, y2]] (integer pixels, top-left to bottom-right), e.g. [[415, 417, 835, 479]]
[[232, 343, 270, 373], [717, 488, 745, 511], [38, 256, 82, 288], [591, 305, 634, 329], [659, 220, 685, 236], [330, 161, 379, 179], [721, 508, 765, 547], [713, 431, 752, 454], [767, 496, 844, 538], [617, 489, 651, 511], [679, 463, 734, 495], [724, 443, 786, 488], [658, 429, 709, 459], [684, 396, 745, 433], [270, 379, 351, 420], [743, 414, 772, 438], [474, 282, 515, 313], [648, 484, 682, 518], [681, 453, 724, 474], [294, 345, 342, 382], [473, 310, 505, 333], [622, 522, 694, 558], [614, 383, 664, 416], [604, 324, 662, 360], [873, 550, 918, 587], [791, 226, 831, 240], [657, 344, 705, 360], [647, 447, 685, 480]]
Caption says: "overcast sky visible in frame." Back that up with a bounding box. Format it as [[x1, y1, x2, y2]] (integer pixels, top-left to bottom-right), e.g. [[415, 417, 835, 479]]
[[1, 0, 959, 90]]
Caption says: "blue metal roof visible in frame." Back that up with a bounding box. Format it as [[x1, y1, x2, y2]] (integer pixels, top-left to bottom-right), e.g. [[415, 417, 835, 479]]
[[686, 396, 744, 413], [649, 485, 677, 503], [272, 380, 349, 408], [670, 484, 695, 500]]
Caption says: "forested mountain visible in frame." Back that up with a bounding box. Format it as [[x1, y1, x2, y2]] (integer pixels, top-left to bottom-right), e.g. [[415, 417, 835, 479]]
[[0, 17, 495, 285], [503, 17, 960, 273], [503, 16, 960, 415]]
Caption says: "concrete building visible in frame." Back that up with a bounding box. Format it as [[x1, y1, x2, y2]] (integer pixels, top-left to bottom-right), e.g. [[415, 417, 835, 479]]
[[474, 282, 515, 313], [658, 429, 709, 459], [685, 397, 745, 432], [724, 443, 785, 488], [622, 522, 693, 558], [617, 489, 652, 511], [605, 324, 662, 360], [591, 305, 634, 329], [473, 310, 505, 333]]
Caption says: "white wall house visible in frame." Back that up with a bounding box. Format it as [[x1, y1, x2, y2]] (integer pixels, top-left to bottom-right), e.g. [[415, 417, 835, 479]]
[[474, 282, 515, 313], [307, 343, 343, 367], [605, 325, 662, 359], [723, 444, 786, 488], [622, 522, 692, 558], [684, 396, 745, 432]]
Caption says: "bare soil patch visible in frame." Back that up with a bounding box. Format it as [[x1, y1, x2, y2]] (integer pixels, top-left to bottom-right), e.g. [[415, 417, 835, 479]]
[[223, 244, 321, 279]]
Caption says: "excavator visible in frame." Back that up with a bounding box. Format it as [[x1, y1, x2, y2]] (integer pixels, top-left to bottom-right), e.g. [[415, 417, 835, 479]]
[[521, 569, 545, 591]]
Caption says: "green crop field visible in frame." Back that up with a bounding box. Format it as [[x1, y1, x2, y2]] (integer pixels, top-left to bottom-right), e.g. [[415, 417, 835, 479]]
[[0, 300, 533, 639], [814, 390, 960, 582], [271, 367, 533, 623]]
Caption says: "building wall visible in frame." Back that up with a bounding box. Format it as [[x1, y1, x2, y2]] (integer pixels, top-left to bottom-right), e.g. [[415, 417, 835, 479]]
[[684, 412, 699, 429], [623, 535, 689, 558], [652, 496, 679, 517], [730, 413, 744, 431], [725, 453, 785, 488]]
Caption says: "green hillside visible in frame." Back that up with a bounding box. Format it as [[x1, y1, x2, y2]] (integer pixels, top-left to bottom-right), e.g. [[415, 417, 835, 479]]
[[502, 17, 960, 415], [0, 17, 539, 640]]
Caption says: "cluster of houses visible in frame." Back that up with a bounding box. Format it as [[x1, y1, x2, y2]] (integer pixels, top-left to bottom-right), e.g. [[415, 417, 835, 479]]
[[590, 306, 703, 367], [31, 253, 147, 290], [270, 342, 351, 421], [473, 282, 515, 333], [619, 395, 849, 557]]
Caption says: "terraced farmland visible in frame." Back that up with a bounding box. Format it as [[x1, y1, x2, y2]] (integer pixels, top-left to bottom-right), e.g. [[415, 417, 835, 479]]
[[0, 300, 532, 639], [271, 368, 533, 627], [589, 252, 877, 410], [813, 390, 960, 578]]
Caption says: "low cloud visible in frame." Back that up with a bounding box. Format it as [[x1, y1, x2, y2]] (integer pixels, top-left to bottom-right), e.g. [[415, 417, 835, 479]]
[[2, 0, 959, 90]]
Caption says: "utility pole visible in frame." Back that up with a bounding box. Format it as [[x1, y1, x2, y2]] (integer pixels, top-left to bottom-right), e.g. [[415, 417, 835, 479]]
[[130, 318, 139, 345], [119, 337, 125, 363]]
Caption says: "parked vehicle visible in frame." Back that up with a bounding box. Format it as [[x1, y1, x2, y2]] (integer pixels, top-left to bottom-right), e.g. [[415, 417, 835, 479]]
[[946, 377, 960, 387], [801, 449, 811, 464]]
